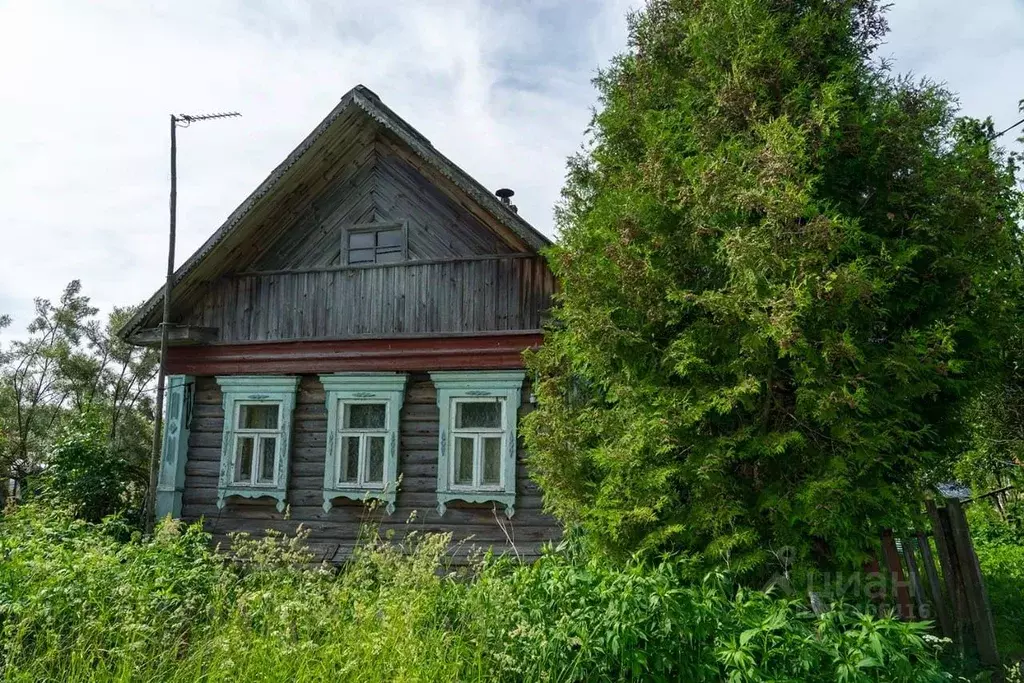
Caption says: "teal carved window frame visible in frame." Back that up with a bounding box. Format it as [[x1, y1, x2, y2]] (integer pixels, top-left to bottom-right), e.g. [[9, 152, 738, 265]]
[[216, 376, 300, 512], [320, 373, 408, 514], [430, 371, 525, 518]]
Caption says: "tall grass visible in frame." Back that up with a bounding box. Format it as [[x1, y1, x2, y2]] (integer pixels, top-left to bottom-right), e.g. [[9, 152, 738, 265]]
[[968, 501, 1024, 662], [0, 504, 949, 682]]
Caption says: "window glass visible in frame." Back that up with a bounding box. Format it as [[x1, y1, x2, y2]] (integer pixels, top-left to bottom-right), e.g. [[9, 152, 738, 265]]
[[348, 232, 375, 249], [258, 438, 277, 483], [348, 248, 375, 264], [340, 436, 360, 483], [240, 404, 278, 430], [375, 249, 403, 264], [347, 226, 404, 265], [367, 436, 385, 483], [454, 437, 474, 485], [482, 437, 502, 485], [235, 436, 254, 483], [376, 229, 403, 248], [345, 403, 386, 429], [456, 401, 502, 429]]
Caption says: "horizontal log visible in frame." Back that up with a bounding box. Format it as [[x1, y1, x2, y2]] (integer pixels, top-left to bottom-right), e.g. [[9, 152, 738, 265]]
[[166, 333, 540, 375]]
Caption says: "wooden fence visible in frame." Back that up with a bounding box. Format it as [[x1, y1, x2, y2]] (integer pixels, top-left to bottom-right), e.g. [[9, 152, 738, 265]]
[[881, 497, 1000, 672]]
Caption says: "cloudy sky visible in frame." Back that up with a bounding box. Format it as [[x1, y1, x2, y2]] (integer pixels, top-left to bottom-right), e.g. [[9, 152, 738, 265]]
[[0, 0, 1022, 337]]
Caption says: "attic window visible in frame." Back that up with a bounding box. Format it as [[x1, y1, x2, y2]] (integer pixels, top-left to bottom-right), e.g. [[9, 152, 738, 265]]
[[344, 222, 406, 266]]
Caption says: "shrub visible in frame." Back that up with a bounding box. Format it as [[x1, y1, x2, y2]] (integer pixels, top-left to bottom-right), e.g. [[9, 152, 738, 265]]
[[0, 504, 951, 682], [40, 410, 143, 523], [522, 0, 1022, 570]]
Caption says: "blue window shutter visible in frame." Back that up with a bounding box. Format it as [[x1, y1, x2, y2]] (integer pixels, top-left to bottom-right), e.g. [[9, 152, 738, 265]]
[[156, 375, 195, 520]]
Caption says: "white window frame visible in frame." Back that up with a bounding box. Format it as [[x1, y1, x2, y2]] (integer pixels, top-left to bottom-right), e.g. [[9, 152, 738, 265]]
[[448, 397, 507, 492], [430, 371, 525, 519], [230, 401, 282, 487], [320, 373, 407, 514], [216, 376, 300, 513]]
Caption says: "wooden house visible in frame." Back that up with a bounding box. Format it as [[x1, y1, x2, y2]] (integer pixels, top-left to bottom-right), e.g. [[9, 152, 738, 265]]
[[119, 86, 560, 562]]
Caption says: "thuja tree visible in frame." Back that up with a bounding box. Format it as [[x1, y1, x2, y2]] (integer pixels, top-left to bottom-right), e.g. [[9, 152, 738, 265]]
[[523, 0, 1022, 570]]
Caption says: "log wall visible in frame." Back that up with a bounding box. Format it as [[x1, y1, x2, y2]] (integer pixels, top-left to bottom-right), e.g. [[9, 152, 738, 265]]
[[181, 374, 561, 563]]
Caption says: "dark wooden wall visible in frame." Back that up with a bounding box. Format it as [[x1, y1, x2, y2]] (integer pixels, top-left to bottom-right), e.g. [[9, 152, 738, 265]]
[[254, 142, 515, 270], [181, 375, 561, 563], [180, 255, 554, 343]]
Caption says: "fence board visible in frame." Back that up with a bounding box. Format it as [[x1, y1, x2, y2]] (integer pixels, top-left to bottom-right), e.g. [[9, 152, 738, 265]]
[[916, 530, 952, 639], [945, 499, 1000, 670]]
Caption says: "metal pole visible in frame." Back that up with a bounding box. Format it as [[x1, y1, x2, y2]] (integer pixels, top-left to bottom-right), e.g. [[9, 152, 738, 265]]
[[144, 114, 177, 532]]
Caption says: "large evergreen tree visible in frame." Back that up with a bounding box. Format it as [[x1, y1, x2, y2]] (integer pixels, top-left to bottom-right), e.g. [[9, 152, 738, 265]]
[[523, 0, 1022, 570]]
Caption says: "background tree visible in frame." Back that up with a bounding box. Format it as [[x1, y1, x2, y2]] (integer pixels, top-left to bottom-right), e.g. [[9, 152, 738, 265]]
[[0, 281, 157, 513], [0, 281, 96, 493], [523, 0, 1023, 571], [950, 108, 1024, 519]]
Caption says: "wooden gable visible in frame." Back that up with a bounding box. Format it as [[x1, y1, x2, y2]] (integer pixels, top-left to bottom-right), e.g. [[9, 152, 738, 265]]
[[255, 134, 518, 270], [120, 86, 554, 346]]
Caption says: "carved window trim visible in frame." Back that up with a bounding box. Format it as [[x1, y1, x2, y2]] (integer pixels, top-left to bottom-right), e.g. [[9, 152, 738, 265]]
[[156, 374, 195, 520], [320, 373, 408, 514], [430, 371, 525, 519], [215, 376, 300, 512]]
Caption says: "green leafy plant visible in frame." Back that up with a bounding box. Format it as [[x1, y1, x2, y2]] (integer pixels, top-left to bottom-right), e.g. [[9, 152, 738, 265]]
[[522, 0, 1023, 570], [0, 503, 952, 682], [40, 409, 143, 523], [967, 502, 1024, 663]]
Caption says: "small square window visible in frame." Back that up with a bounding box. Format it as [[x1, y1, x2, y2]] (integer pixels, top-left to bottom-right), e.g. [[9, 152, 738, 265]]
[[376, 229, 403, 248], [240, 404, 279, 430], [348, 248, 376, 264], [375, 249, 404, 264], [455, 401, 502, 429], [345, 403, 386, 429], [344, 224, 406, 266], [348, 232, 375, 249]]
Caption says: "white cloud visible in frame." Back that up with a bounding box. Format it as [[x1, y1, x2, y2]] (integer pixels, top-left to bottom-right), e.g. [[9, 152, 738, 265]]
[[0, 0, 635, 334], [0, 0, 1018, 337], [883, 0, 1024, 142]]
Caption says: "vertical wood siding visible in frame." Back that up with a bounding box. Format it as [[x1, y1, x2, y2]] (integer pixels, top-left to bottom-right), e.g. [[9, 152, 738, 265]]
[[181, 375, 560, 563], [182, 255, 554, 342]]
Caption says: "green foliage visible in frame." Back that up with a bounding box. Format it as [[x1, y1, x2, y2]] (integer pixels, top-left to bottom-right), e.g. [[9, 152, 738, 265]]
[[954, 352, 1024, 495], [41, 410, 143, 522], [976, 542, 1024, 662], [967, 500, 1024, 548], [0, 504, 951, 682], [968, 502, 1024, 661], [523, 0, 1023, 570], [0, 282, 156, 512]]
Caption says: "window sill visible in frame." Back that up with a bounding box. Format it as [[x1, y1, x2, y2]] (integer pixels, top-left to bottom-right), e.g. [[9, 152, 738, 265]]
[[322, 487, 397, 514], [437, 491, 515, 519], [217, 486, 288, 512]]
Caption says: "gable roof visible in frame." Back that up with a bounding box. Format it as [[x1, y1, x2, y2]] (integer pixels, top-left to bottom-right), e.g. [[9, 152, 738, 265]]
[[119, 85, 551, 341]]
